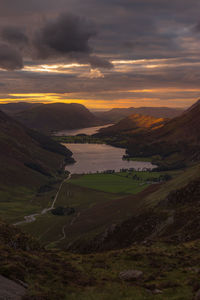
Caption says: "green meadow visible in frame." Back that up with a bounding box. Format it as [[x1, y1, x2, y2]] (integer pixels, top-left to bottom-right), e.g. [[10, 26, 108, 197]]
[[15, 165, 200, 250], [68, 170, 180, 195], [69, 173, 149, 194]]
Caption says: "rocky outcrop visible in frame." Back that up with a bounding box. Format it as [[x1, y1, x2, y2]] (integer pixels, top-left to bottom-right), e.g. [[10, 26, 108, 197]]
[[0, 275, 26, 300]]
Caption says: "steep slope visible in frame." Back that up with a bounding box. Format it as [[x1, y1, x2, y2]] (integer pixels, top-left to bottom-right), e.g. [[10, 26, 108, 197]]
[[2, 217, 200, 300], [126, 100, 200, 161], [95, 106, 184, 122], [0, 110, 73, 204], [99, 113, 167, 136], [70, 164, 200, 253], [15, 103, 101, 133], [0, 219, 88, 299], [152, 99, 200, 144]]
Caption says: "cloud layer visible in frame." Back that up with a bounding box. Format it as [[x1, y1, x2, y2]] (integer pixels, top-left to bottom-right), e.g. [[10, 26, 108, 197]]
[[0, 12, 113, 70], [0, 0, 200, 108]]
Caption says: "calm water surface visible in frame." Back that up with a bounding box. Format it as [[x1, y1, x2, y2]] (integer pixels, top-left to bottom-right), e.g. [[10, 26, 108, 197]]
[[55, 124, 113, 136], [64, 143, 155, 174]]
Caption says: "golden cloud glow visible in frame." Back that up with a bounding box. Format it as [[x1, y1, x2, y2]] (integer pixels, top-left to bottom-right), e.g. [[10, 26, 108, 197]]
[[0, 89, 196, 109], [23, 63, 88, 74]]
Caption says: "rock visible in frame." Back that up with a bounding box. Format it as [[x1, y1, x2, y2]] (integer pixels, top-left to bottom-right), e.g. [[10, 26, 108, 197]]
[[0, 275, 26, 300], [119, 269, 143, 281], [152, 289, 163, 295], [195, 289, 200, 300]]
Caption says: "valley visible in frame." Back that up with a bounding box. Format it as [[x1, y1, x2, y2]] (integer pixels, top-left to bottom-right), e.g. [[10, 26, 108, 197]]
[[1, 2, 200, 298], [0, 100, 200, 300]]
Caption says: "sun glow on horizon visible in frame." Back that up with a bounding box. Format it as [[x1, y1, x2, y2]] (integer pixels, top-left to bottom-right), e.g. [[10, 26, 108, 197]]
[[0, 90, 198, 109]]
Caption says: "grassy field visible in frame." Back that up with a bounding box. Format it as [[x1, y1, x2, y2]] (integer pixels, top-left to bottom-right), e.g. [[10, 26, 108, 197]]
[[17, 164, 200, 250], [21, 183, 119, 248], [68, 170, 180, 195], [69, 173, 150, 194], [0, 178, 64, 224], [0, 185, 39, 223]]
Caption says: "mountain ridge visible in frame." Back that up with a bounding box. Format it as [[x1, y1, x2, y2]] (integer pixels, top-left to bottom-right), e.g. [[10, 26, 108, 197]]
[[99, 113, 167, 135], [95, 106, 184, 122], [14, 102, 102, 133]]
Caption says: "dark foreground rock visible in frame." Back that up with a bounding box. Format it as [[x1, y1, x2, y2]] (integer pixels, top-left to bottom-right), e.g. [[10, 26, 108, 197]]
[[0, 275, 26, 300], [119, 269, 143, 281]]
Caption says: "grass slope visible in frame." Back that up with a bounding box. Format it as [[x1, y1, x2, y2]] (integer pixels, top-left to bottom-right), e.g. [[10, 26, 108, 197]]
[[0, 110, 73, 223], [20, 183, 118, 248], [20, 167, 194, 250], [1, 219, 200, 300], [99, 113, 167, 136]]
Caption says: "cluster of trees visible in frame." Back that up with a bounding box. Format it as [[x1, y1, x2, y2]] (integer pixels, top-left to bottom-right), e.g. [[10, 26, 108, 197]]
[[51, 206, 75, 216], [120, 167, 152, 172]]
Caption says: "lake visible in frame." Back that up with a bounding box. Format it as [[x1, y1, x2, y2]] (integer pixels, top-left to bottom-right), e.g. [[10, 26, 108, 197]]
[[54, 124, 113, 136], [64, 143, 156, 174]]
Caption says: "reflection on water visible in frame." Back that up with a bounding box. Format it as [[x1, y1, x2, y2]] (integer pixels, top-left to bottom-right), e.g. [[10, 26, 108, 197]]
[[64, 143, 156, 174], [55, 124, 113, 136]]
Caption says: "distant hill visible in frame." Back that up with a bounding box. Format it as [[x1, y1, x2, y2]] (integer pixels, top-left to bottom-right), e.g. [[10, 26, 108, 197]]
[[126, 99, 200, 161], [0, 110, 73, 202], [0, 102, 41, 115], [99, 114, 167, 136], [15, 103, 102, 133], [95, 106, 184, 122]]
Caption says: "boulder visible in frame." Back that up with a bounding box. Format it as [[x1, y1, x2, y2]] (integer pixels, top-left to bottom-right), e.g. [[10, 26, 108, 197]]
[[195, 289, 200, 300], [119, 269, 143, 281], [152, 289, 163, 295]]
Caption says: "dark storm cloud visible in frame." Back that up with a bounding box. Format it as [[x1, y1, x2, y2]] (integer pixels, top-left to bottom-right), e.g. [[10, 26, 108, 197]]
[[193, 21, 200, 33], [0, 43, 23, 70], [34, 14, 96, 58], [1, 27, 29, 46], [71, 54, 113, 69], [33, 13, 113, 68], [0, 12, 113, 69]]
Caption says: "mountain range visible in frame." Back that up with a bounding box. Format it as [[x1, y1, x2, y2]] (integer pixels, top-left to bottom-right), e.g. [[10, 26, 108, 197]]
[[0, 102, 41, 115], [0, 102, 102, 133], [94, 106, 184, 122]]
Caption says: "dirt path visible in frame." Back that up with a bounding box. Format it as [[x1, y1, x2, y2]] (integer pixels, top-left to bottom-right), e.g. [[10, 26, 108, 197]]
[[13, 174, 71, 226], [50, 212, 81, 246]]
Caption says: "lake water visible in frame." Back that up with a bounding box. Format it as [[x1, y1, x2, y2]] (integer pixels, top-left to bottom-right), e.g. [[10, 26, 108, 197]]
[[64, 143, 155, 174], [55, 124, 113, 136]]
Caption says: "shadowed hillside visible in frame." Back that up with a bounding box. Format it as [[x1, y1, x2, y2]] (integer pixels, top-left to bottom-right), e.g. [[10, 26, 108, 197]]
[[0, 110, 73, 207], [122, 100, 200, 162], [78, 171, 200, 252], [15, 103, 102, 133]]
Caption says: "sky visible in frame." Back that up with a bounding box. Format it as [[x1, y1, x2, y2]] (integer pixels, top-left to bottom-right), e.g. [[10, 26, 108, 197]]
[[0, 0, 200, 109]]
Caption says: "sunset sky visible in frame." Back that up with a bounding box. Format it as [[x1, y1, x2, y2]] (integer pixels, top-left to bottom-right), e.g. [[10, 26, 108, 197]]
[[1, 0, 200, 109]]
